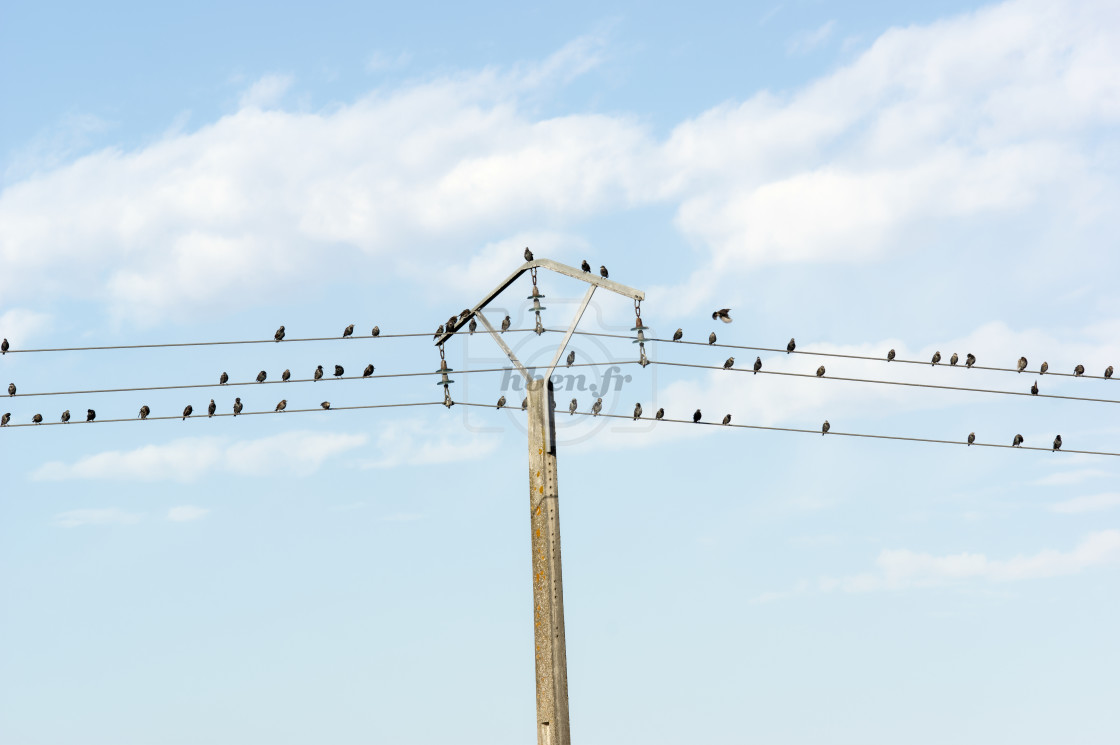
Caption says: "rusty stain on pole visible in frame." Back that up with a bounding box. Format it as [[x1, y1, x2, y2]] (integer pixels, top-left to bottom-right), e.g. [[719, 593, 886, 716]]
[[527, 376, 570, 745]]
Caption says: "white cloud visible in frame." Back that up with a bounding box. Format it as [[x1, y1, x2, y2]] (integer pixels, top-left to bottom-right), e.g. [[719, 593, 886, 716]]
[[167, 505, 211, 522], [0, 308, 52, 349], [239, 74, 293, 109], [1035, 468, 1113, 486], [358, 417, 498, 469], [54, 508, 141, 528], [1051, 493, 1120, 514], [787, 20, 836, 55], [32, 430, 367, 482], [820, 530, 1120, 592]]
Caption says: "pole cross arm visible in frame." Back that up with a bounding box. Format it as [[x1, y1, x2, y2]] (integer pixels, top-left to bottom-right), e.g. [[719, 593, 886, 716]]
[[433, 258, 645, 346]]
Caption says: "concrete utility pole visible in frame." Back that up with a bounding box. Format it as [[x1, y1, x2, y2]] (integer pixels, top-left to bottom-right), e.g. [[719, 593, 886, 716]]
[[435, 259, 644, 745]]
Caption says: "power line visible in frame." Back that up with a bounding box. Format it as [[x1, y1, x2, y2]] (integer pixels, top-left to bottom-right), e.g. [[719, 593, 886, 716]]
[[648, 360, 1120, 406], [455, 402, 1120, 458]]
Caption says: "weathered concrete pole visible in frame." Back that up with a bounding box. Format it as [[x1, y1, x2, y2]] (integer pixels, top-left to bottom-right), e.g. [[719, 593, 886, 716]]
[[526, 377, 570, 745]]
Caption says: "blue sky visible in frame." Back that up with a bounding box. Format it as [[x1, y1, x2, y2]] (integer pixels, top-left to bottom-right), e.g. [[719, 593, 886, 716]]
[[2, 1, 1119, 743]]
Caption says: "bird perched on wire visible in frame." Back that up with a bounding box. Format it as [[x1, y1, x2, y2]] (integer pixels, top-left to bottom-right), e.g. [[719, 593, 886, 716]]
[[591, 398, 603, 416], [722, 414, 731, 425], [0, 338, 7, 353], [233, 398, 243, 416], [371, 326, 380, 337], [434, 324, 444, 340], [581, 260, 591, 272], [87, 409, 96, 422], [343, 324, 354, 338], [656, 408, 664, 420], [1017, 356, 1028, 372], [1031, 381, 1039, 395], [7, 383, 14, 396], [256, 370, 267, 383], [569, 398, 577, 415], [275, 400, 287, 412], [712, 308, 732, 323], [673, 328, 683, 342], [887, 349, 895, 362], [931, 351, 941, 366], [693, 409, 701, 423], [1074, 364, 1085, 377], [787, 338, 796, 353], [1107, 366, 1114, 379], [501, 316, 511, 333], [282, 369, 291, 382], [0, 413, 9, 426], [314, 365, 324, 381], [816, 366, 826, 377], [32, 413, 42, 424], [220, 371, 228, 385], [182, 405, 193, 420], [753, 357, 762, 374], [600, 265, 609, 278], [521, 397, 528, 411], [61, 410, 70, 423], [708, 332, 717, 345], [567, 350, 575, 367], [821, 420, 830, 435], [321, 401, 330, 410], [966, 353, 976, 368], [633, 403, 642, 420], [468, 318, 477, 334], [496, 396, 506, 409], [950, 353, 959, 366], [334, 365, 344, 378], [1040, 361, 1048, 375], [139, 405, 150, 420], [723, 356, 735, 370], [524, 247, 534, 262], [1012, 433, 1024, 447], [363, 364, 374, 377], [208, 399, 216, 417], [274, 325, 285, 342], [967, 432, 975, 446], [1053, 434, 1062, 451]]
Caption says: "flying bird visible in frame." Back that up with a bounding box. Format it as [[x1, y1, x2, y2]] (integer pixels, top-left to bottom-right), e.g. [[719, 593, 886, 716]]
[[282, 369, 291, 382], [1017, 356, 1028, 372], [371, 326, 380, 337], [7, 383, 14, 396], [693, 409, 701, 423], [967, 432, 975, 446], [524, 247, 534, 262], [569, 398, 577, 415], [314, 365, 324, 381], [32, 413, 42, 424], [787, 338, 796, 354], [220, 371, 228, 385], [673, 328, 683, 341], [256, 370, 267, 383], [87, 409, 95, 422], [1106, 366, 1114, 379], [321, 401, 331, 410], [633, 403, 642, 420], [182, 405, 193, 420], [821, 420, 830, 436], [0, 338, 7, 353], [496, 396, 506, 409], [343, 324, 354, 338], [274, 325, 285, 342], [208, 399, 216, 417], [469, 318, 477, 334], [1031, 381, 1039, 396], [61, 409, 70, 423], [966, 353, 976, 368], [950, 353, 959, 366], [599, 265, 609, 278], [708, 332, 717, 345], [334, 365, 344, 378], [1053, 434, 1062, 451], [138, 405, 150, 420], [931, 351, 941, 366], [712, 309, 732, 323], [816, 366, 826, 377], [1012, 433, 1024, 447], [723, 356, 735, 370], [434, 324, 444, 339], [887, 349, 895, 361], [1040, 361, 1048, 375], [753, 357, 762, 374], [656, 408, 664, 420], [722, 414, 731, 425], [0, 413, 8, 426], [1074, 364, 1085, 377], [567, 350, 575, 367], [363, 364, 374, 377], [581, 260, 591, 272], [591, 398, 603, 416], [233, 398, 243, 416], [501, 316, 511, 333], [275, 399, 287, 412]]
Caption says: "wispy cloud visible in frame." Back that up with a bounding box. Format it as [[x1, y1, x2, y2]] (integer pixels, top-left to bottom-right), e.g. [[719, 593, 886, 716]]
[[1034, 469, 1113, 486], [1051, 493, 1120, 514], [358, 418, 498, 469], [238, 73, 293, 109], [167, 505, 210, 522], [54, 508, 141, 528], [787, 20, 836, 55]]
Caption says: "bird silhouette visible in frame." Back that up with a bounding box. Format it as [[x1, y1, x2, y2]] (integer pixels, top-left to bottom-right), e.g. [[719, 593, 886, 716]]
[[321, 401, 331, 410], [673, 328, 683, 341], [524, 247, 534, 262], [722, 414, 731, 425], [816, 366, 826, 377], [931, 351, 941, 366], [314, 365, 323, 381], [633, 403, 643, 420], [0, 338, 7, 354], [182, 405, 193, 420], [371, 326, 380, 337], [966, 353, 976, 368], [363, 364, 374, 377], [1031, 381, 1039, 395], [446, 315, 458, 331], [581, 260, 591, 272], [599, 265, 609, 278], [693, 409, 701, 423], [0, 413, 8, 426], [753, 357, 762, 374], [220, 371, 228, 385], [567, 350, 575, 367], [656, 408, 664, 420], [32, 413, 42, 424], [275, 400, 287, 412], [61, 410, 70, 423], [1106, 366, 1114, 379], [282, 369, 291, 382], [521, 397, 528, 410], [459, 309, 471, 322], [1012, 433, 1024, 447], [822, 420, 830, 435], [708, 332, 717, 345], [496, 396, 506, 409], [1040, 361, 1049, 375], [233, 398, 243, 416], [1053, 434, 1062, 451], [434, 324, 444, 339], [208, 399, 216, 417], [569, 398, 577, 415], [1017, 356, 1028, 372], [343, 324, 354, 338], [334, 365, 344, 378], [887, 349, 895, 361], [7, 383, 14, 396], [712, 308, 732, 323], [967, 432, 975, 446], [787, 338, 796, 353], [950, 353, 959, 366], [468, 318, 477, 334], [591, 398, 603, 416], [723, 356, 735, 369], [1074, 364, 1085, 377], [501, 316, 511, 333], [139, 405, 150, 420], [256, 370, 267, 383], [274, 326, 285, 342], [87, 409, 95, 422]]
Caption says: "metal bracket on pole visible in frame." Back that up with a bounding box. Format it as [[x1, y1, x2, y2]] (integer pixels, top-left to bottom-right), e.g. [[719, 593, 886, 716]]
[[543, 284, 596, 384], [474, 309, 530, 382]]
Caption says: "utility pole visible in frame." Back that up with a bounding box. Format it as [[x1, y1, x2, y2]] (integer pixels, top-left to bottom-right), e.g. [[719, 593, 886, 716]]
[[435, 259, 644, 744]]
